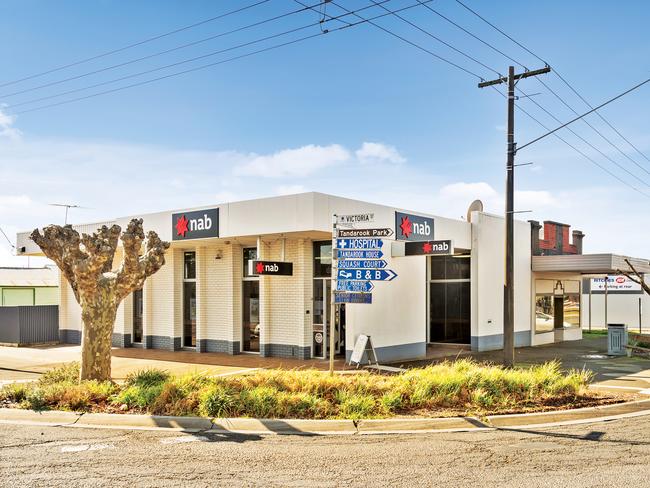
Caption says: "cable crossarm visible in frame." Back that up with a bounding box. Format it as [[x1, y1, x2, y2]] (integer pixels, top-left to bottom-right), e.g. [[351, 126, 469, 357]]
[[0, 0, 273, 89], [518, 77, 650, 152], [12, 1, 434, 115], [7, 0, 401, 111]]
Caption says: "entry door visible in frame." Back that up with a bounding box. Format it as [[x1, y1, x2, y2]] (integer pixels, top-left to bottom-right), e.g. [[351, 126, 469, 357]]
[[554, 296, 565, 329], [243, 280, 260, 352], [183, 282, 196, 347], [132, 289, 143, 343]]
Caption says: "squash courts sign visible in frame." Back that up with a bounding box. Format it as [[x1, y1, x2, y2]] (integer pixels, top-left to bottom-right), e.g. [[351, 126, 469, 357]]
[[172, 208, 219, 241]]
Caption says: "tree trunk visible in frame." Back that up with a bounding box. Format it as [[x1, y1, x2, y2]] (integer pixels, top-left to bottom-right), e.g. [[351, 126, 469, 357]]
[[80, 297, 118, 382]]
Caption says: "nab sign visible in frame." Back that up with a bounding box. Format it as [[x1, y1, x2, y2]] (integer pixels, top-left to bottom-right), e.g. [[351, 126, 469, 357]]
[[250, 260, 293, 276], [172, 208, 219, 241], [395, 211, 434, 242]]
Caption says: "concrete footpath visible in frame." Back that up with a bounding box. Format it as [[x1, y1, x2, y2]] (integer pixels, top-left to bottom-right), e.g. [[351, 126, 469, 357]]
[[2, 398, 649, 435]]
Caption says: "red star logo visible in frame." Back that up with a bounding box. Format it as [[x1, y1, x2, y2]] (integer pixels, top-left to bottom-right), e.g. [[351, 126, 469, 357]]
[[399, 216, 412, 238], [255, 262, 264, 274], [175, 215, 189, 237], [422, 242, 433, 253]]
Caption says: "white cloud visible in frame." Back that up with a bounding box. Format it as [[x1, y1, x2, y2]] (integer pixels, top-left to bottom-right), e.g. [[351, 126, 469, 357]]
[[355, 142, 406, 165], [234, 144, 350, 178], [0, 107, 21, 140]]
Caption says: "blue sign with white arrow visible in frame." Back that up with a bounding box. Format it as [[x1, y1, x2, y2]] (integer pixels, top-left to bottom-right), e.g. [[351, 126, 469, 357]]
[[336, 238, 383, 250], [336, 280, 374, 293], [337, 269, 398, 281], [335, 292, 372, 304], [335, 249, 383, 259], [338, 259, 388, 269]]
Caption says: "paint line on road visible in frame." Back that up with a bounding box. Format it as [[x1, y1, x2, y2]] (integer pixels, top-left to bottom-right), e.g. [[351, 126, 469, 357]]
[[61, 443, 114, 453], [160, 435, 209, 445]]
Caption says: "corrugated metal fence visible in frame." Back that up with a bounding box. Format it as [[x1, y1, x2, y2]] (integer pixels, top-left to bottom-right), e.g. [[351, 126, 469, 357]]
[[0, 305, 59, 345]]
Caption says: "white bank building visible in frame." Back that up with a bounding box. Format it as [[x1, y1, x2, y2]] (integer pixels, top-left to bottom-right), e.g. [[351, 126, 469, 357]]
[[16, 192, 650, 362]]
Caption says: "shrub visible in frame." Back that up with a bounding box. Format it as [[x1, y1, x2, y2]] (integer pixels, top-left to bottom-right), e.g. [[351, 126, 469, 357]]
[[336, 392, 377, 419], [199, 384, 235, 418], [124, 368, 170, 388], [0, 382, 30, 403], [112, 384, 164, 409], [380, 391, 403, 413], [238, 386, 280, 418], [22, 387, 47, 410], [39, 362, 80, 385]]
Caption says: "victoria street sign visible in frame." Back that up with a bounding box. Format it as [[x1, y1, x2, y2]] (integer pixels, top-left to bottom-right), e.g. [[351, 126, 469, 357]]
[[337, 213, 374, 225], [335, 292, 372, 304], [249, 260, 293, 276], [405, 240, 453, 256], [338, 228, 394, 238], [336, 238, 383, 250], [336, 249, 383, 259], [337, 269, 397, 281], [336, 280, 374, 293], [338, 259, 388, 269]]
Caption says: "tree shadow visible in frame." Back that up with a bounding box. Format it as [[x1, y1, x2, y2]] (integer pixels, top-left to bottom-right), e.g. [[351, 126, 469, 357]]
[[496, 425, 650, 446]]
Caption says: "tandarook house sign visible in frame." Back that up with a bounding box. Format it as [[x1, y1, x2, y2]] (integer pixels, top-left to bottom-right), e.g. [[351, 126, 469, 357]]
[[395, 211, 434, 242], [172, 208, 219, 240]]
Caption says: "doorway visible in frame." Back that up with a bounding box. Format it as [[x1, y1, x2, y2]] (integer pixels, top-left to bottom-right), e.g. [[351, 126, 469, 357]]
[[428, 255, 471, 344], [242, 247, 260, 353], [132, 288, 143, 343], [183, 251, 196, 348]]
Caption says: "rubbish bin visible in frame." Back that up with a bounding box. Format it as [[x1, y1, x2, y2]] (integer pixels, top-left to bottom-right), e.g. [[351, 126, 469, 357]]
[[607, 323, 628, 356]]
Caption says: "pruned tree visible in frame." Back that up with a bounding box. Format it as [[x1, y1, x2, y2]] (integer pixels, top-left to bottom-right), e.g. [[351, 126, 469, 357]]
[[31, 219, 169, 381], [617, 258, 650, 296]]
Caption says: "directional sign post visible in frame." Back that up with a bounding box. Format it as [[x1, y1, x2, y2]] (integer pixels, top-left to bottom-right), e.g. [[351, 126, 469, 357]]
[[336, 238, 383, 250], [335, 280, 375, 293], [335, 292, 372, 304], [335, 249, 384, 259], [338, 228, 394, 238], [337, 259, 388, 269], [337, 269, 397, 281]]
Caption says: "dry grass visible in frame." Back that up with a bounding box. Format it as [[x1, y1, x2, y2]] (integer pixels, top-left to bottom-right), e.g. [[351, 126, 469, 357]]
[[0, 360, 606, 419]]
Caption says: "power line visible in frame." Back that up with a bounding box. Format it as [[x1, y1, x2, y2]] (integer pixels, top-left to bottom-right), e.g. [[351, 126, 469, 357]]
[[491, 86, 650, 199], [7, 0, 396, 111], [518, 77, 650, 152], [0, 1, 341, 100], [12, 1, 434, 115], [0, 0, 273, 89], [454, 0, 650, 169], [328, 1, 485, 80]]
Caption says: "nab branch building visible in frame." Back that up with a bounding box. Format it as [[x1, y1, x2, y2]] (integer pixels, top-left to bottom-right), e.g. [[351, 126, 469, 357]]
[[17, 192, 650, 362]]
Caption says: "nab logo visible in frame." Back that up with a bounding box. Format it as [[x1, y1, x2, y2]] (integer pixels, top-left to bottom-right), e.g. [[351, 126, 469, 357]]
[[395, 211, 434, 241], [172, 208, 219, 241]]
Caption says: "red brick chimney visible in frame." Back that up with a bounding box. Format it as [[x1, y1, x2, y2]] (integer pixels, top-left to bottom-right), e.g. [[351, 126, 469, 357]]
[[529, 220, 584, 256]]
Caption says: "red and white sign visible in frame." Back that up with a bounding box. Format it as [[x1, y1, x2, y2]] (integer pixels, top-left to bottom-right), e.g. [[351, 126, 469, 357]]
[[591, 276, 642, 292]]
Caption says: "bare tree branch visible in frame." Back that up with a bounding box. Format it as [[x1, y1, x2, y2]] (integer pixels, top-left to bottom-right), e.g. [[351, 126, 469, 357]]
[[617, 258, 650, 295]]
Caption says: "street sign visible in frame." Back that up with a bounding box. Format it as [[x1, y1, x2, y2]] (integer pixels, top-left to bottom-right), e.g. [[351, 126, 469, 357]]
[[337, 269, 397, 281], [335, 292, 372, 304], [405, 239, 453, 256], [337, 228, 394, 238], [336, 280, 375, 293], [249, 260, 293, 276], [337, 259, 388, 269], [335, 249, 383, 259], [337, 213, 374, 225], [336, 238, 383, 250]]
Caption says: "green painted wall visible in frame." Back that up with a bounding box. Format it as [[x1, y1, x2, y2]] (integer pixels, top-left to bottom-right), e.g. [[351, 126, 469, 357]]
[[1, 287, 58, 306]]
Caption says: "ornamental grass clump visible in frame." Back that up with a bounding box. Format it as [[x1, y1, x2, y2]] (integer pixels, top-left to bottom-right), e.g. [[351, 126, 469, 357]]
[[0, 359, 597, 418]]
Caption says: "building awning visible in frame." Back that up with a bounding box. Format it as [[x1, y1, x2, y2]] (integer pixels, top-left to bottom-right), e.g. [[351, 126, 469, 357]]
[[532, 254, 650, 274]]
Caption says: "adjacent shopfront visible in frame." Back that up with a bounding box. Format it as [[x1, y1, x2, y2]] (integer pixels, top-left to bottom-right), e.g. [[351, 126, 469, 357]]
[[16, 192, 649, 362]]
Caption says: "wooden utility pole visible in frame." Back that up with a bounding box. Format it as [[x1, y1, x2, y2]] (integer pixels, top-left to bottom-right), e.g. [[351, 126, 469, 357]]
[[478, 65, 551, 367]]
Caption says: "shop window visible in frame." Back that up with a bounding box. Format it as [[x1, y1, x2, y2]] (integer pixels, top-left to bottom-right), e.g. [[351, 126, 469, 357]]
[[243, 248, 258, 277], [184, 251, 196, 280], [430, 255, 470, 280], [313, 241, 332, 277], [535, 279, 581, 333]]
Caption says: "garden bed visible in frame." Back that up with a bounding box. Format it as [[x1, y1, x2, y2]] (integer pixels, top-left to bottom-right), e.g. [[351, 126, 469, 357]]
[[0, 360, 622, 419]]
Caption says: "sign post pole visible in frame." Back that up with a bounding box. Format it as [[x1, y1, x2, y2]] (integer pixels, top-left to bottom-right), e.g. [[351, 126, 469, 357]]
[[330, 214, 337, 375]]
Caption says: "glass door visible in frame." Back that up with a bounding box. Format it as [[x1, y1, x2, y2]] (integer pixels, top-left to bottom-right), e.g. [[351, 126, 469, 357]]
[[243, 280, 260, 352], [132, 289, 143, 343], [183, 251, 196, 348]]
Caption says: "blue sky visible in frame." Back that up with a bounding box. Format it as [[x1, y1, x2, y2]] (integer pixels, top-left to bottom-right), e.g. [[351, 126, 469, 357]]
[[0, 0, 649, 265]]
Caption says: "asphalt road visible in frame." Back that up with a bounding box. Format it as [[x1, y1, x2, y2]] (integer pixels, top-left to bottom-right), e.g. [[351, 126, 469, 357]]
[[1, 415, 649, 488]]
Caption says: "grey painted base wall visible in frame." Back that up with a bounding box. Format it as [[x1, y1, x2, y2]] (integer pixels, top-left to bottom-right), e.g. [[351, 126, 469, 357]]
[[345, 341, 426, 364], [59, 329, 81, 345], [471, 331, 531, 352], [198, 339, 240, 354], [143, 335, 181, 351], [261, 343, 311, 360], [112, 333, 131, 348]]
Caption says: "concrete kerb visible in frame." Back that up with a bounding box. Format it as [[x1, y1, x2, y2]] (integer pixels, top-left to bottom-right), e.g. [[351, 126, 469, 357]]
[[2, 399, 650, 435]]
